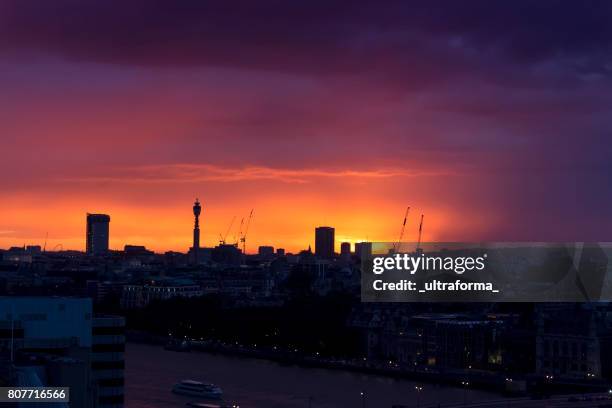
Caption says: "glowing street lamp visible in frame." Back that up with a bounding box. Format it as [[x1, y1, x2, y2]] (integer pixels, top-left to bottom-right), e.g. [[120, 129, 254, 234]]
[[415, 385, 424, 408], [461, 381, 470, 406]]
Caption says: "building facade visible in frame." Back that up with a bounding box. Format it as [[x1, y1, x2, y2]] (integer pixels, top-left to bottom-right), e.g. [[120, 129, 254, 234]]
[[315, 226, 335, 259], [0, 297, 98, 408], [92, 316, 125, 408], [121, 281, 203, 309], [86, 214, 111, 255], [536, 304, 612, 379], [355, 242, 372, 260]]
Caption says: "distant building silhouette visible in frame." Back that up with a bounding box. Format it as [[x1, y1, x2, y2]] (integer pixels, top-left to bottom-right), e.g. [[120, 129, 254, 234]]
[[355, 241, 372, 260], [212, 244, 241, 265], [276, 248, 285, 256], [315, 226, 335, 259], [123, 245, 153, 257], [340, 242, 351, 255], [26, 245, 41, 255], [258, 246, 274, 257], [340, 242, 351, 262], [3, 245, 41, 263], [86, 214, 110, 255]]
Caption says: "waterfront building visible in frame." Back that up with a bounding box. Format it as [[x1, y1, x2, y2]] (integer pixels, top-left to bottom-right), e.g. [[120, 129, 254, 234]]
[[121, 279, 203, 309], [536, 303, 612, 379], [0, 297, 96, 408], [92, 316, 125, 408]]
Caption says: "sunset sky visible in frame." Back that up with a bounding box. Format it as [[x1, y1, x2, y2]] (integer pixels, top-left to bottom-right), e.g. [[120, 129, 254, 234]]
[[1, 1, 611, 253]]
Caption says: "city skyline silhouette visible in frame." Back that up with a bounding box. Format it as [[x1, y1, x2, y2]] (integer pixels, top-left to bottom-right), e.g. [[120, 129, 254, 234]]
[[2, 2, 611, 251]]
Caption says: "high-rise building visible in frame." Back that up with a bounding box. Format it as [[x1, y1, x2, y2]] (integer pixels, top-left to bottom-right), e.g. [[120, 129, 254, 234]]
[[92, 316, 125, 408], [315, 226, 335, 259], [0, 297, 97, 408], [340, 242, 351, 256], [355, 241, 372, 260], [340, 242, 351, 262], [86, 214, 110, 255]]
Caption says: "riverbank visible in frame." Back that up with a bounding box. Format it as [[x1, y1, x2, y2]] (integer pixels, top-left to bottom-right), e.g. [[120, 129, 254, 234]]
[[127, 330, 608, 397], [125, 342, 502, 408]]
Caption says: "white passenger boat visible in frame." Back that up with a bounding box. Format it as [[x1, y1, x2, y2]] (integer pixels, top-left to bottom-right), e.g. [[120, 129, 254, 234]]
[[172, 380, 223, 399]]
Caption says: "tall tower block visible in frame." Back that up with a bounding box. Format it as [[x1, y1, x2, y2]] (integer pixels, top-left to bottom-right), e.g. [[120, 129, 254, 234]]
[[86, 213, 110, 255], [315, 226, 335, 260]]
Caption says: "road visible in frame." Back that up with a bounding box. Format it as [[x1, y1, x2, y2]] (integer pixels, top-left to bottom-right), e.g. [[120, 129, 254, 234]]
[[418, 392, 612, 408]]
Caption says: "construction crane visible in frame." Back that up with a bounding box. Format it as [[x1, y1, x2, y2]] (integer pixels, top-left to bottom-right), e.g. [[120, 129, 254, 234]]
[[416, 214, 424, 253], [239, 209, 254, 254], [219, 216, 236, 245], [393, 206, 410, 253], [234, 217, 244, 247]]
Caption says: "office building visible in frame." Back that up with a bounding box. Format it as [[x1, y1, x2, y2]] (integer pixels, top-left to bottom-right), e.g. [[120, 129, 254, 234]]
[[340, 242, 352, 263], [121, 280, 203, 309], [0, 297, 93, 349], [355, 242, 372, 260], [340, 242, 351, 254], [536, 304, 612, 379], [315, 226, 335, 259], [86, 214, 110, 255], [92, 316, 125, 408], [258, 246, 275, 258], [0, 297, 96, 408]]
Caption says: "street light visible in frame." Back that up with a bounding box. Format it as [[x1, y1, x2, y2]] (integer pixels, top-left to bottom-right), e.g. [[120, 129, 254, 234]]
[[415, 385, 423, 408], [360, 391, 366, 408], [461, 381, 470, 407]]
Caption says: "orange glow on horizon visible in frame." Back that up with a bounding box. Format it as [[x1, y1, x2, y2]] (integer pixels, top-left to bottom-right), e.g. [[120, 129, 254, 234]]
[[0, 175, 493, 254]]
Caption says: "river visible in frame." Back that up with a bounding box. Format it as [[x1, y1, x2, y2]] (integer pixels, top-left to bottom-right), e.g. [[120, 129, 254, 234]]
[[125, 343, 500, 408]]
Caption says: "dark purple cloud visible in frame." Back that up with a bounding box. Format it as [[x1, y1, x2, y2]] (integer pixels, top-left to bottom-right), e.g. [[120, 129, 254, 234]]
[[1, 1, 611, 244], [1, 1, 612, 83]]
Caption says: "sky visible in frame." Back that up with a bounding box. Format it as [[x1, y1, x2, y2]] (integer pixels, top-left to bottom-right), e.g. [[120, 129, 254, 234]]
[[1, 1, 612, 253]]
